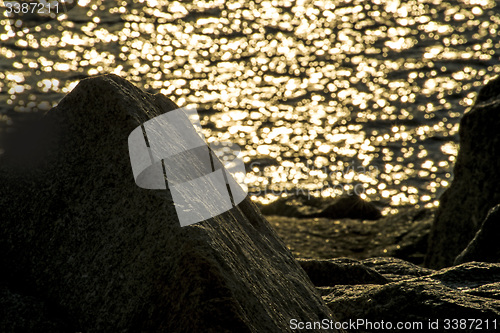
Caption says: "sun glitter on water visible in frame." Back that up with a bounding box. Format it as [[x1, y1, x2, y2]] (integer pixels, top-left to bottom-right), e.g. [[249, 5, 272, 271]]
[[1, 0, 499, 215]]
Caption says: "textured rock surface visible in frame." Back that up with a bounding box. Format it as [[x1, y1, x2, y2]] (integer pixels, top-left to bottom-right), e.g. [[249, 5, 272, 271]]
[[0, 74, 339, 332], [425, 75, 500, 268], [361, 257, 434, 282], [455, 205, 500, 265], [312, 258, 500, 333], [268, 207, 434, 265], [298, 258, 388, 287]]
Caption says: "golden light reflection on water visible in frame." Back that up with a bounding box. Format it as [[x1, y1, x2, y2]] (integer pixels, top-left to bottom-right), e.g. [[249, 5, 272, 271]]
[[1, 0, 499, 213]]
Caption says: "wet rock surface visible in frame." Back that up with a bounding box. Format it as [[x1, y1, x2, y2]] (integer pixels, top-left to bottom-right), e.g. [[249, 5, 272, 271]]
[[305, 258, 500, 333], [426, 75, 500, 269], [0, 74, 339, 332], [361, 257, 434, 282]]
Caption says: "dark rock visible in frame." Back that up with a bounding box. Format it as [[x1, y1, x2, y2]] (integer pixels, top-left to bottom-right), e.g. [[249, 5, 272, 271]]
[[297, 258, 389, 287], [426, 75, 500, 269], [466, 283, 500, 301], [476, 74, 500, 103], [324, 279, 500, 332], [307, 195, 382, 220], [319, 260, 500, 333], [259, 194, 382, 220], [267, 207, 434, 265], [0, 285, 74, 332], [427, 262, 500, 289], [455, 204, 500, 265], [0, 74, 339, 332]]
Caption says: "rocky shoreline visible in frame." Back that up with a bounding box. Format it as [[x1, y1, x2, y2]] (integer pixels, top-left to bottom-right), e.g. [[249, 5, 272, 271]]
[[266, 206, 434, 265], [1, 74, 500, 332], [260, 75, 500, 332]]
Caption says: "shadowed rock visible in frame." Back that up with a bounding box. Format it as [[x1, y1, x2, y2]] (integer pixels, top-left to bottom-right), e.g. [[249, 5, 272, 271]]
[[0, 74, 340, 332], [297, 258, 389, 287], [306, 195, 382, 220], [427, 261, 500, 289], [425, 75, 500, 269], [316, 259, 500, 332], [0, 286, 74, 332], [455, 204, 500, 265]]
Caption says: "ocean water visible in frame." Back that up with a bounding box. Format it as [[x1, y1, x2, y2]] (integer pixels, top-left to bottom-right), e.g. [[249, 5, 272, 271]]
[[1, 0, 499, 214]]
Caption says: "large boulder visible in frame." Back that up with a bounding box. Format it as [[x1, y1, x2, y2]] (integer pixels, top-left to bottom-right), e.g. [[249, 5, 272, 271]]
[[455, 204, 500, 265], [425, 76, 500, 268], [0, 74, 340, 332]]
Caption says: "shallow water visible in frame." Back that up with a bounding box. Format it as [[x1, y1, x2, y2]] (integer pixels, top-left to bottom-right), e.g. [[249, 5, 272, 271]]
[[1, 0, 499, 214]]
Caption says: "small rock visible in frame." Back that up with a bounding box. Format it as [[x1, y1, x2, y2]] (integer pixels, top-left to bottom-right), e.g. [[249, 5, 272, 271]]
[[307, 195, 382, 220]]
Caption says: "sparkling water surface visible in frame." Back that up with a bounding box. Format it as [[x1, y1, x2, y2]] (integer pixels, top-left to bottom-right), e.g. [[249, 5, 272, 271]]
[[1, 0, 499, 214]]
